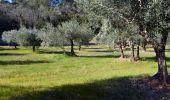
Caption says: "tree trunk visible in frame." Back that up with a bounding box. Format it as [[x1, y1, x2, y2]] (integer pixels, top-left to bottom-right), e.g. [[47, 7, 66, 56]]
[[14, 45, 17, 49], [131, 42, 135, 61], [123, 42, 126, 48], [70, 39, 75, 55], [119, 44, 125, 58], [12, 42, 17, 49], [142, 41, 147, 52], [79, 42, 82, 51], [139, 25, 169, 84], [153, 31, 168, 84], [32, 45, 36, 52], [136, 44, 140, 60], [154, 47, 168, 84]]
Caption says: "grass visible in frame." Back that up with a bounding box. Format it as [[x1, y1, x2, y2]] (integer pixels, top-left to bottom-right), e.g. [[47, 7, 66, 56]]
[[0, 46, 169, 100]]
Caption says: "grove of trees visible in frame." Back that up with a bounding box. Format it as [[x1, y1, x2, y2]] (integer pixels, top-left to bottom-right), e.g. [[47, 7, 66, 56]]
[[0, 0, 169, 84]]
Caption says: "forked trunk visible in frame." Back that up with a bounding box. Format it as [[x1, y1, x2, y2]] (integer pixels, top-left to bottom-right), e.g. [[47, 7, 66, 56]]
[[70, 39, 75, 55]]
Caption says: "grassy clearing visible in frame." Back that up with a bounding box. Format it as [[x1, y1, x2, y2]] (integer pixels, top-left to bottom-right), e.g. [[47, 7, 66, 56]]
[[0, 46, 169, 100]]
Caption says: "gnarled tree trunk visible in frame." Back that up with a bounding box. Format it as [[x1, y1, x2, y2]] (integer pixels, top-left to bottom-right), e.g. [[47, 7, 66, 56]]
[[140, 28, 169, 84], [154, 47, 168, 84], [153, 31, 168, 84]]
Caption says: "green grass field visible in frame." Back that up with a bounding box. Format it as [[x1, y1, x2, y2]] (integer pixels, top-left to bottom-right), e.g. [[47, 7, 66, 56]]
[[0, 46, 169, 100]]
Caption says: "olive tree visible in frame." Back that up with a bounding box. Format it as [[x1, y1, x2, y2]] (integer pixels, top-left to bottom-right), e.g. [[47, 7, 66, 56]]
[[77, 23, 94, 51], [76, 0, 170, 83], [137, 0, 170, 83], [126, 23, 140, 61], [39, 21, 93, 55], [105, 29, 129, 58], [2, 30, 18, 49], [38, 23, 65, 48], [15, 27, 42, 52], [57, 20, 93, 55]]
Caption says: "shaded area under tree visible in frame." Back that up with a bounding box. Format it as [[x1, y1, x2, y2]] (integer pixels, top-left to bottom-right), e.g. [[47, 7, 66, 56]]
[[0, 76, 149, 100]]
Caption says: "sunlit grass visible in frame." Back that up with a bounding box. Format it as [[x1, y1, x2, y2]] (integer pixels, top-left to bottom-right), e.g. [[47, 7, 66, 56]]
[[0, 46, 169, 100]]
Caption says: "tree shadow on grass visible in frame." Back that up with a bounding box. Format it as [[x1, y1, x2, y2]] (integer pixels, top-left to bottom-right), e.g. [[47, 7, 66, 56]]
[[0, 47, 19, 51], [37, 51, 79, 57], [1, 76, 148, 100], [0, 60, 51, 65], [88, 50, 114, 53], [83, 47, 104, 50], [37, 51, 70, 55], [141, 56, 157, 62], [146, 49, 170, 53], [77, 55, 120, 58], [141, 56, 170, 62], [0, 53, 26, 56], [38, 50, 120, 58], [166, 49, 170, 52]]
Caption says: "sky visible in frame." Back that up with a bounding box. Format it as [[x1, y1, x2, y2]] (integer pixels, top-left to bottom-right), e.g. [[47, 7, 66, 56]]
[[3, 0, 16, 3], [51, 0, 63, 7]]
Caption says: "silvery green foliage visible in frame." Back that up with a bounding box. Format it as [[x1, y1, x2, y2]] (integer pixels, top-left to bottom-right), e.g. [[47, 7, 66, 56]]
[[144, 0, 170, 44], [75, 0, 104, 34], [58, 20, 81, 40], [2, 30, 18, 44], [75, 0, 132, 21], [38, 21, 93, 47], [75, 0, 136, 46], [94, 18, 112, 43], [103, 28, 129, 48], [78, 23, 93, 45], [15, 27, 42, 47], [126, 23, 142, 45], [75, 0, 113, 18], [98, 21, 141, 48], [57, 20, 93, 43], [38, 23, 65, 47]]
